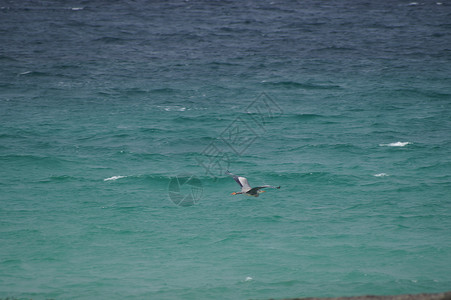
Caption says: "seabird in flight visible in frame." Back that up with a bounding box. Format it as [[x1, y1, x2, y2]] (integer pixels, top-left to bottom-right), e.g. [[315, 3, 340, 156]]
[[226, 170, 280, 197]]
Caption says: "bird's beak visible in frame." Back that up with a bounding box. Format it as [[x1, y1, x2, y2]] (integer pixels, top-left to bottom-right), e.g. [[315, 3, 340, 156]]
[[260, 190, 266, 193], [231, 192, 236, 195]]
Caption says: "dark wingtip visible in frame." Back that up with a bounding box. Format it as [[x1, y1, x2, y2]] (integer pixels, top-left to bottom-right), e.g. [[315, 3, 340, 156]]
[[277, 186, 281, 189]]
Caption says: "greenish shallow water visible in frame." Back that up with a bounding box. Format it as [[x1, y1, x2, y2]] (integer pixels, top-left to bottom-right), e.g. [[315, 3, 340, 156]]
[[1, 1, 451, 299]]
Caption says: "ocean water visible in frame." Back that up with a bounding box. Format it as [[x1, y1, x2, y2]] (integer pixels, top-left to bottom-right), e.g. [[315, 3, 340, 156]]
[[1, 0, 451, 299]]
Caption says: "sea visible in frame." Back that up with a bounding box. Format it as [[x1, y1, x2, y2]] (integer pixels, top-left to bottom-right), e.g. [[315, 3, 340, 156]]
[[1, 0, 450, 299]]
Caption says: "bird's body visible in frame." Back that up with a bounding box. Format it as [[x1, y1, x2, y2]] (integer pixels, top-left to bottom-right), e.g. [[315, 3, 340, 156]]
[[226, 171, 280, 197]]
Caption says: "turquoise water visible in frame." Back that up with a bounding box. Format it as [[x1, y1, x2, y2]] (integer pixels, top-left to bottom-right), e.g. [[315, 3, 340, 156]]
[[1, 1, 451, 299]]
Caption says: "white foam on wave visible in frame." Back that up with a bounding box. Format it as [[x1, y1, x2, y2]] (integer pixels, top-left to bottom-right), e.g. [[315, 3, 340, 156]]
[[244, 276, 253, 282], [158, 105, 187, 112], [104, 175, 126, 181], [71, 7, 84, 11], [374, 173, 389, 177], [379, 141, 411, 147]]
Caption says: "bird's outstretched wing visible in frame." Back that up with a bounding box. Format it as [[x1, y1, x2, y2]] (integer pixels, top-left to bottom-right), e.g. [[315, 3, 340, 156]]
[[225, 170, 242, 187], [248, 185, 281, 194], [226, 170, 252, 192]]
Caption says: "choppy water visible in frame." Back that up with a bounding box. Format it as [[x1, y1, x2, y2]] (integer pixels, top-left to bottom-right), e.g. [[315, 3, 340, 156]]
[[1, 1, 451, 299]]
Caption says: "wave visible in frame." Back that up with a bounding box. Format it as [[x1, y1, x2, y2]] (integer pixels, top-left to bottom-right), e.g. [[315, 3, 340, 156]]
[[172, 114, 226, 125], [261, 80, 342, 90], [291, 113, 324, 120], [149, 88, 181, 94], [138, 127, 176, 135], [49, 175, 80, 181], [272, 112, 346, 125], [93, 36, 128, 44], [314, 46, 357, 52], [263, 171, 361, 186], [17, 70, 49, 77], [379, 141, 412, 147], [157, 105, 187, 112], [206, 61, 244, 67], [0, 54, 19, 62], [38, 175, 88, 184], [104, 175, 127, 181], [0, 154, 63, 166], [125, 152, 171, 161], [0, 133, 20, 139], [392, 88, 451, 100], [283, 143, 365, 153], [101, 173, 180, 184], [374, 173, 389, 177]]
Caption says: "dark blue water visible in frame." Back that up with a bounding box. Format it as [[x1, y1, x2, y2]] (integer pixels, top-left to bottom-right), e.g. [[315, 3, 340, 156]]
[[1, 1, 451, 299]]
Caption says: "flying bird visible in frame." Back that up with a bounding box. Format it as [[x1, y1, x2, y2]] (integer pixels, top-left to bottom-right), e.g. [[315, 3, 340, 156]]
[[226, 170, 280, 197]]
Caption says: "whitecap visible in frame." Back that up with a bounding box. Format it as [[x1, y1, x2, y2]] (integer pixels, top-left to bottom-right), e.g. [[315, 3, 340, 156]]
[[244, 276, 253, 282], [379, 141, 411, 147], [158, 106, 187, 112], [71, 7, 84, 11], [104, 175, 126, 181], [374, 173, 389, 177]]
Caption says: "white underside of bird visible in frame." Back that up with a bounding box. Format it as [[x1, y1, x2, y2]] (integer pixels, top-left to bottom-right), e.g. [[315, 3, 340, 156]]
[[226, 170, 280, 197]]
